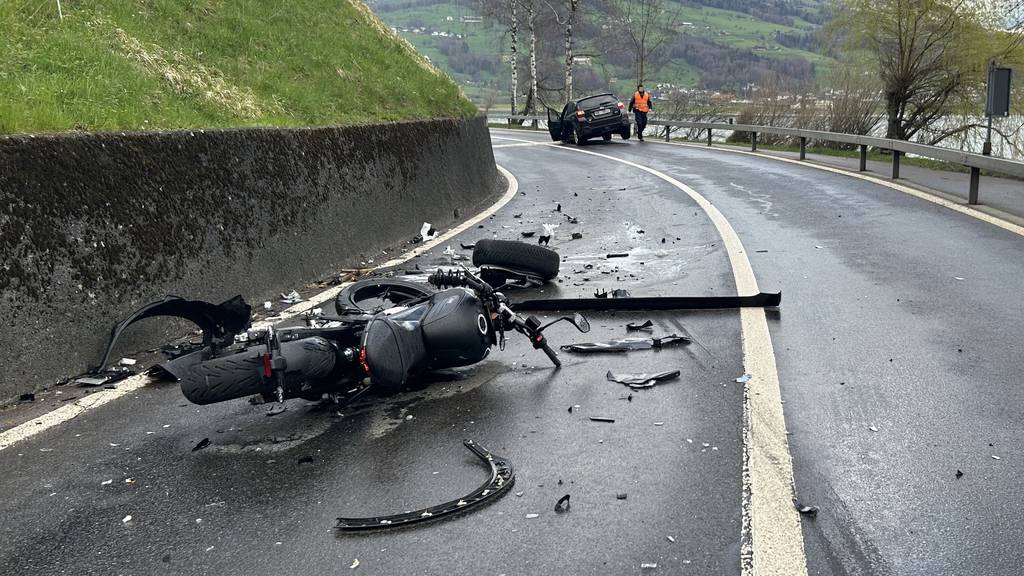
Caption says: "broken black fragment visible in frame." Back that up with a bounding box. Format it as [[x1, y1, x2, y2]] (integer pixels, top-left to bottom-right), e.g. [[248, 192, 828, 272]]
[[589, 416, 615, 423], [556, 203, 562, 212], [955, 469, 964, 479], [460, 243, 476, 250], [192, 438, 211, 452], [571, 232, 583, 240], [18, 393, 35, 402], [538, 236, 551, 246], [337, 440, 515, 531], [616, 493, 628, 500], [606, 253, 629, 259], [521, 231, 536, 238], [554, 494, 571, 513], [511, 293, 782, 312], [796, 504, 819, 517], [560, 334, 690, 353], [606, 370, 681, 389], [626, 320, 654, 332], [593, 289, 631, 299]]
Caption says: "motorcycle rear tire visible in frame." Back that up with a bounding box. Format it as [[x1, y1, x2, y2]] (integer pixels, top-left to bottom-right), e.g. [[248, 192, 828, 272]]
[[335, 278, 434, 316], [472, 239, 560, 281]]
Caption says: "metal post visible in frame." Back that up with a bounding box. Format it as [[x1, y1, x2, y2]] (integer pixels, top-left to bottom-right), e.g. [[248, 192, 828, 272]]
[[751, 132, 757, 152], [891, 150, 900, 179], [799, 137, 806, 160], [859, 145, 868, 171], [707, 128, 712, 147], [665, 125, 671, 142], [969, 167, 980, 205]]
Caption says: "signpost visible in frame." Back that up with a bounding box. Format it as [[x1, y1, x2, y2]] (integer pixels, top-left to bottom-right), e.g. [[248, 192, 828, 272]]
[[983, 63, 1012, 156]]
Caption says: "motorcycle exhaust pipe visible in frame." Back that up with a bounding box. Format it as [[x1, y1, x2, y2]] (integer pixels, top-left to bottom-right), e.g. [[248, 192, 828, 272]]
[[180, 337, 337, 405]]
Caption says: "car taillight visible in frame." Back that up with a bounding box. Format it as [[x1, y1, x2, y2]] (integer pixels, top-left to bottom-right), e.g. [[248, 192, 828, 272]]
[[617, 102, 625, 109], [575, 110, 585, 118]]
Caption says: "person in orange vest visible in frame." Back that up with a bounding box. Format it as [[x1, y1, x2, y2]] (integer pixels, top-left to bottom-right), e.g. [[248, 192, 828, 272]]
[[628, 84, 653, 141]]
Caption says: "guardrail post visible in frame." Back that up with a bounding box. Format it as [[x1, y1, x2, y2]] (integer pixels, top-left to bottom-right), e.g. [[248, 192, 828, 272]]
[[799, 137, 806, 160], [707, 128, 712, 147], [859, 145, 867, 171], [665, 125, 671, 142], [891, 150, 901, 179], [751, 132, 757, 152], [969, 167, 981, 205]]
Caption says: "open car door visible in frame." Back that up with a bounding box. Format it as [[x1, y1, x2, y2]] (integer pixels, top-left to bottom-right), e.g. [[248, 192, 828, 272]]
[[546, 107, 563, 141]]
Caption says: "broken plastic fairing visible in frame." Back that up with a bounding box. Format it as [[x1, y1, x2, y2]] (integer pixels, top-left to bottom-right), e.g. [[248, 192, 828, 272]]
[[336, 440, 515, 531]]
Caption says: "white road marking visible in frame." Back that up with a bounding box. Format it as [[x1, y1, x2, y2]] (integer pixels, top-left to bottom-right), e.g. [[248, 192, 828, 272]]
[[491, 133, 808, 576], [0, 165, 520, 452], [492, 142, 547, 149], [654, 140, 1024, 238]]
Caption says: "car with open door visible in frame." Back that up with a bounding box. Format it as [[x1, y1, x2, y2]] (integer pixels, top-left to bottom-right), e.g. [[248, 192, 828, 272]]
[[546, 93, 631, 145]]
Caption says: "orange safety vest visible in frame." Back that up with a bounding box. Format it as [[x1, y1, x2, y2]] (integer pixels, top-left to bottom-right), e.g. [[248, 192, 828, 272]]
[[632, 91, 650, 113]]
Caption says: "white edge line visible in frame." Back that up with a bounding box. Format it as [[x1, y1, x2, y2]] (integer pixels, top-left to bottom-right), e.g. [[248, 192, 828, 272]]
[[488, 134, 807, 575], [0, 165, 520, 451]]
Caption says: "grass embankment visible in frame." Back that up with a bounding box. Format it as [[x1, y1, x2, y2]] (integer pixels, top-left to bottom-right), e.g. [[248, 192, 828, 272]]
[[0, 0, 477, 134]]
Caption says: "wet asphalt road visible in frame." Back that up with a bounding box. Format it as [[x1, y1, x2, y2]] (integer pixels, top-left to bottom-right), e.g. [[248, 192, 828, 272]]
[[3, 128, 1023, 575]]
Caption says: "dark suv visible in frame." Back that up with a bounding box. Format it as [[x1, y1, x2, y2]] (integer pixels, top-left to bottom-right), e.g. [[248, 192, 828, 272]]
[[546, 93, 631, 145]]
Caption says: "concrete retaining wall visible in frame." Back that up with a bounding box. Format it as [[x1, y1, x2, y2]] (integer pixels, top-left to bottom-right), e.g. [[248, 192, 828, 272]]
[[0, 116, 501, 402]]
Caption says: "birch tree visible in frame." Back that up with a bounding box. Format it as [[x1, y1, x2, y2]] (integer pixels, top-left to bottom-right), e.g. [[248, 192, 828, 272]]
[[544, 0, 581, 100]]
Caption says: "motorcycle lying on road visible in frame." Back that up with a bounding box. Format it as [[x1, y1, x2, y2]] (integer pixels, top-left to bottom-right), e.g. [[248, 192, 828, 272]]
[[176, 268, 589, 407]]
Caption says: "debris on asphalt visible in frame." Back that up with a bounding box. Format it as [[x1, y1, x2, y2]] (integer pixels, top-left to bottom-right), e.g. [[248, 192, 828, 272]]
[[460, 243, 476, 250], [626, 320, 654, 332], [350, 558, 360, 569], [337, 440, 515, 531], [280, 290, 303, 304], [667, 536, 675, 543], [192, 438, 211, 452], [735, 374, 752, 383], [122, 515, 132, 523], [589, 416, 616, 423], [521, 231, 536, 238], [594, 288, 630, 298], [992, 455, 1001, 460], [606, 253, 629, 259], [119, 358, 137, 366], [513, 213, 523, 218], [616, 493, 628, 500], [561, 334, 690, 353], [516, 491, 524, 497], [555, 203, 562, 212], [571, 232, 583, 240], [796, 504, 819, 517], [554, 494, 571, 513], [606, 370, 680, 389], [867, 425, 879, 432], [101, 479, 113, 485], [955, 470, 964, 479], [414, 222, 438, 243], [266, 404, 287, 417], [640, 563, 658, 570], [18, 393, 35, 402], [538, 235, 551, 245], [263, 301, 273, 310]]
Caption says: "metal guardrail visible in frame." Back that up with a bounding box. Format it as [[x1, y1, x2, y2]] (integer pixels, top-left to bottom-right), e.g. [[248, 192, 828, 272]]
[[501, 115, 1024, 205]]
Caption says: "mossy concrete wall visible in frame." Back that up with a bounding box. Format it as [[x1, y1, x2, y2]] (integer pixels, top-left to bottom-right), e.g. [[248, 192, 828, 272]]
[[0, 116, 500, 402]]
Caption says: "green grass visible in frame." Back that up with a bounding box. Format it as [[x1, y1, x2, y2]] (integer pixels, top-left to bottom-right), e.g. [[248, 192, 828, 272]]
[[0, 0, 478, 134]]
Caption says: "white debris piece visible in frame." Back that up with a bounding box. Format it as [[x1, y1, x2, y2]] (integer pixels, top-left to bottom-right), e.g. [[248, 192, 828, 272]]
[[263, 301, 273, 310], [122, 515, 132, 523], [119, 358, 137, 366], [280, 290, 303, 304], [420, 222, 437, 241], [525, 513, 540, 519], [101, 479, 113, 485], [667, 536, 675, 543], [350, 558, 360, 569], [640, 563, 658, 569]]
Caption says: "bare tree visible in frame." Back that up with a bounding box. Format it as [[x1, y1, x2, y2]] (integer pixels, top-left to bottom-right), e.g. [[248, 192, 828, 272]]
[[833, 0, 980, 140], [822, 64, 883, 145], [601, 0, 681, 85], [544, 0, 581, 100]]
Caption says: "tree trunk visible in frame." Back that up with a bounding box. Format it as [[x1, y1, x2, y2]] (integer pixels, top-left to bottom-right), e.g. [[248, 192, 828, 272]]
[[885, 91, 900, 140], [564, 0, 578, 101], [526, 1, 538, 116], [509, 0, 518, 123]]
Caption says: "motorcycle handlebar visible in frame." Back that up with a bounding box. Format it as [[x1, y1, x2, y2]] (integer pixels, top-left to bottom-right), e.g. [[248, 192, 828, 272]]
[[537, 338, 561, 367]]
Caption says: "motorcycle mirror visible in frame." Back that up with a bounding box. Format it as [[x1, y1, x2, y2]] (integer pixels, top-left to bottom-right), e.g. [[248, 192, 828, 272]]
[[572, 313, 591, 333]]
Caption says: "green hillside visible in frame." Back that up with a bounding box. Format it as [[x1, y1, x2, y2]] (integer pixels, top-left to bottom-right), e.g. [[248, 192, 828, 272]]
[[368, 0, 833, 104], [0, 0, 478, 135]]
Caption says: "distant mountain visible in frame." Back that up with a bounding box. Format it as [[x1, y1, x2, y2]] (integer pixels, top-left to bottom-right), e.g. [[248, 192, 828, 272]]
[[367, 0, 833, 105]]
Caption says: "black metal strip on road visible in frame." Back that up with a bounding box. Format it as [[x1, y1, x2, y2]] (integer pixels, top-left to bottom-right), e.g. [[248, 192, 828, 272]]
[[510, 292, 781, 312], [336, 440, 515, 531]]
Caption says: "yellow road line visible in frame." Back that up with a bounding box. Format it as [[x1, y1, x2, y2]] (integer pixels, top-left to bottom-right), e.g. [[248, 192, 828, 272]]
[[490, 134, 807, 575]]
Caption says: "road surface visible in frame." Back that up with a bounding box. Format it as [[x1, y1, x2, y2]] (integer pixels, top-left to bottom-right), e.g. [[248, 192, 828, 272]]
[[2, 127, 1022, 576]]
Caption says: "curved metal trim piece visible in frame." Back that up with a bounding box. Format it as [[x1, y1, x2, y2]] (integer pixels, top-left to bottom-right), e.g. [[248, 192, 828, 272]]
[[336, 440, 515, 531]]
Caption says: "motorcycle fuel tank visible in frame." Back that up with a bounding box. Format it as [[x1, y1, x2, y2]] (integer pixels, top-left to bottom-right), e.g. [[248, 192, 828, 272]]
[[420, 288, 491, 369]]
